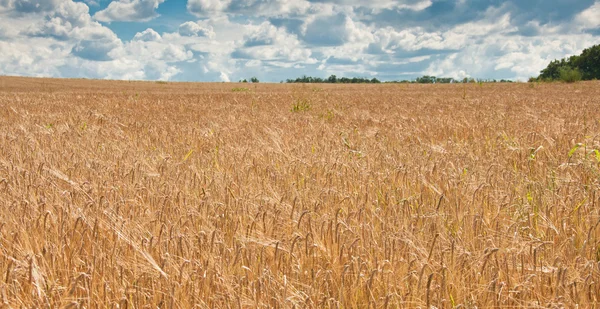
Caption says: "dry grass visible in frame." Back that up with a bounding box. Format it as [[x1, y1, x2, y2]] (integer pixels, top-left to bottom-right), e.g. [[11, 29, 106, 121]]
[[1, 76, 600, 308]]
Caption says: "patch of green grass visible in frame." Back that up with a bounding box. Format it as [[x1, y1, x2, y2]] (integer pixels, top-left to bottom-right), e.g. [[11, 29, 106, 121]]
[[291, 98, 311, 112], [232, 87, 250, 92]]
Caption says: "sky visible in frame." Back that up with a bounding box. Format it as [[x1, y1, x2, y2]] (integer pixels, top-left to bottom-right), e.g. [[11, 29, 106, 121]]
[[0, 0, 599, 82]]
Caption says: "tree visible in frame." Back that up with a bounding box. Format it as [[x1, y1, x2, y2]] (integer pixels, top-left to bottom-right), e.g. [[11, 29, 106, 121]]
[[539, 59, 566, 81], [574, 45, 600, 80], [416, 75, 436, 83], [559, 67, 582, 83], [436, 77, 454, 83], [537, 44, 600, 81], [285, 75, 384, 84], [250, 77, 259, 83]]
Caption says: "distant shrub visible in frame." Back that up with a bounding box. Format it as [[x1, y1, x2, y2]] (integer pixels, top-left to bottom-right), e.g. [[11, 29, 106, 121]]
[[559, 67, 582, 83]]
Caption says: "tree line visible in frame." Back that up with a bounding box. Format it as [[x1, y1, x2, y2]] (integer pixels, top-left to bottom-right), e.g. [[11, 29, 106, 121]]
[[286, 75, 381, 83], [284, 75, 513, 84], [534, 44, 600, 83], [387, 76, 513, 84], [240, 75, 519, 84]]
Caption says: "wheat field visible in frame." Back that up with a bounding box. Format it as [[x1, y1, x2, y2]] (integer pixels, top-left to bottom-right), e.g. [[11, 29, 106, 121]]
[[1, 76, 600, 308]]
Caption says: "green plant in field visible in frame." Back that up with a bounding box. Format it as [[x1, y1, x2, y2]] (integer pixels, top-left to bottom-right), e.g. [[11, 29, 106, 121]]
[[156, 81, 168, 84], [183, 149, 194, 162], [529, 146, 543, 160], [232, 87, 250, 92], [568, 143, 584, 159], [291, 97, 311, 112], [321, 109, 335, 121]]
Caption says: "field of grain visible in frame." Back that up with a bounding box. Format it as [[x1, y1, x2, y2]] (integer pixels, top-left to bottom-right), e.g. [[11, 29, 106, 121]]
[[1, 76, 600, 308]]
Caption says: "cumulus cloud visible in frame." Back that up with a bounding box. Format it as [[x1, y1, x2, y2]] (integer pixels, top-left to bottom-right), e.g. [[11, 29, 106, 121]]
[[576, 1, 600, 29], [187, 0, 311, 17], [1, 0, 600, 82], [94, 0, 164, 22], [143, 61, 181, 80], [71, 37, 121, 61], [0, 0, 199, 81], [312, 0, 432, 11], [4, 0, 63, 12], [133, 28, 161, 41], [232, 22, 316, 65], [219, 71, 230, 82], [0, 40, 67, 76], [186, 0, 432, 17], [422, 31, 599, 81], [24, 0, 97, 40], [178, 21, 215, 38]]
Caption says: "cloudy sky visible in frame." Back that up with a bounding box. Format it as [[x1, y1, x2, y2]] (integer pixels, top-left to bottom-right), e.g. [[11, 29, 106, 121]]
[[0, 0, 599, 82]]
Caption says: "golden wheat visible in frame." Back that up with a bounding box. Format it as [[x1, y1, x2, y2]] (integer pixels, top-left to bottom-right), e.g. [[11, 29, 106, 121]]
[[0, 76, 599, 308]]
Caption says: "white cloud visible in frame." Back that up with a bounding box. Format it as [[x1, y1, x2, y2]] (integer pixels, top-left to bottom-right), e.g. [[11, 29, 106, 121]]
[[187, 0, 231, 15], [143, 61, 181, 80], [71, 36, 121, 61], [133, 28, 161, 41], [422, 32, 599, 81], [94, 0, 164, 22], [316, 0, 431, 11], [0, 39, 66, 76], [187, 0, 311, 17], [186, 0, 431, 17], [576, 1, 600, 29], [1, 0, 63, 12], [0, 0, 599, 82], [219, 71, 230, 82], [0, 0, 197, 81], [233, 22, 316, 64], [178, 21, 215, 38], [22, 0, 111, 41]]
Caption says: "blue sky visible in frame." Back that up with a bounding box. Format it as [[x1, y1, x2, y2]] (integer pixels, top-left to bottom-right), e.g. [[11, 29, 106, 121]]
[[0, 0, 599, 82]]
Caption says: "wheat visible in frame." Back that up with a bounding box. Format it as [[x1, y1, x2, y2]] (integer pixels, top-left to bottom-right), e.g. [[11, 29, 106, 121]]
[[0, 76, 599, 307]]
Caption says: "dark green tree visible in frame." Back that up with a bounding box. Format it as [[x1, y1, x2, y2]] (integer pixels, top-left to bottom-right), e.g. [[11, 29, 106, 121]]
[[539, 59, 567, 80], [538, 44, 600, 81], [416, 76, 436, 83], [574, 45, 600, 80]]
